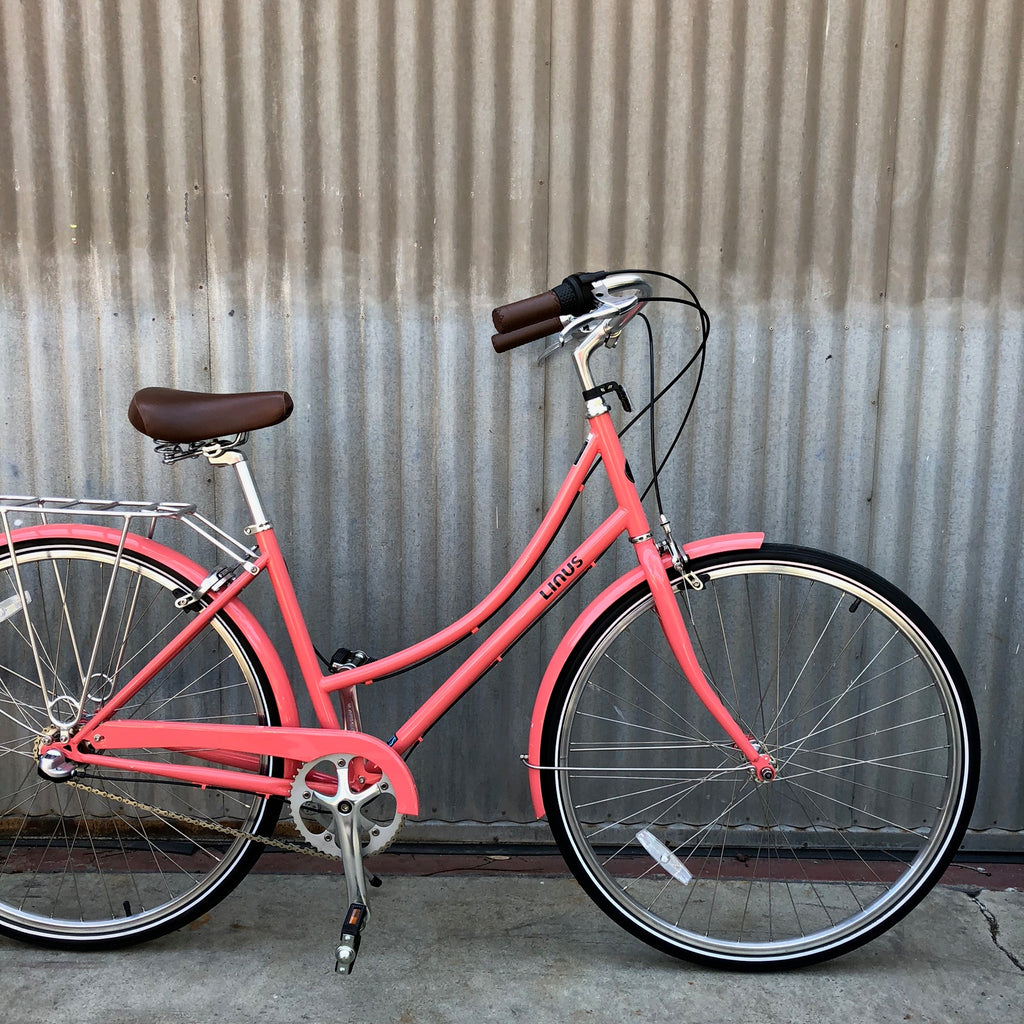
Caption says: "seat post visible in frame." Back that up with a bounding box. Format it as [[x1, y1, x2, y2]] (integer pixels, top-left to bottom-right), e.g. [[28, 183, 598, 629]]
[[206, 448, 271, 532]]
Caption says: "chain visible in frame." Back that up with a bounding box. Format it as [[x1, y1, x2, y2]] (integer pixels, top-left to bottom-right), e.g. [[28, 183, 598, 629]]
[[66, 778, 341, 860]]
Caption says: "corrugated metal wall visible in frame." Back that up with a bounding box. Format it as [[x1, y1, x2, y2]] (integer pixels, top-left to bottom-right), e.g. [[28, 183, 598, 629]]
[[0, 0, 1021, 845]]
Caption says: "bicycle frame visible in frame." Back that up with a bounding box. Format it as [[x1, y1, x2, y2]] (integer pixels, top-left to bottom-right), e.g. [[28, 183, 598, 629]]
[[31, 409, 772, 815], [31, 320, 775, 815]]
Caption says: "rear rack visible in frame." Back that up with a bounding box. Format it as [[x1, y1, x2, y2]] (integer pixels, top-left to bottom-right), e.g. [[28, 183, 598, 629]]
[[0, 496, 196, 519], [0, 494, 260, 731], [0, 494, 256, 572]]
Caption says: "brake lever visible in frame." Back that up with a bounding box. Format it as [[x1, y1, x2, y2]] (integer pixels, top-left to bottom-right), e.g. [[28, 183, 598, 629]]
[[538, 273, 652, 364]]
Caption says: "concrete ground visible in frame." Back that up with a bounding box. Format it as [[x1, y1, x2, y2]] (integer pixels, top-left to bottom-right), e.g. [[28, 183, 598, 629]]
[[1, 857, 1021, 1024]]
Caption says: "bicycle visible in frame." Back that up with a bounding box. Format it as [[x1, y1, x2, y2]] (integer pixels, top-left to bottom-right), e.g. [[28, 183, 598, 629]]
[[0, 270, 979, 972]]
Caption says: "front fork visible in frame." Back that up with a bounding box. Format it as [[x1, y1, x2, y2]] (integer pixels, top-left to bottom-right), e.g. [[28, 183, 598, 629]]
[[636, 536, 776, 783], [584, 405, 776, 784]]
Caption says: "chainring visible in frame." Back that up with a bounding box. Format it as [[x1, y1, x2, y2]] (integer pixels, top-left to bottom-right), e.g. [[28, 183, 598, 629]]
[[289, 755, 405, 858]]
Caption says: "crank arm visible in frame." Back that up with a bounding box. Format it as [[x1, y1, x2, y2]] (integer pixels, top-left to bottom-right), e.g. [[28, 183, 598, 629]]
[[331, 796, 371, 910]]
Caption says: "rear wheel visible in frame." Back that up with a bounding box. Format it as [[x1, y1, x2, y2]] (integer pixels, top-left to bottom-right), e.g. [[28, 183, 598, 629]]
[[542, 544, 979, 968], [0, 536, 282, 949]]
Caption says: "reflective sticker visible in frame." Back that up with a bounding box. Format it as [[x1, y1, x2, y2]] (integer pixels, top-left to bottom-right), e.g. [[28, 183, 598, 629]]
[[637, 828, 692, 885], [0, 592, 30, 624]]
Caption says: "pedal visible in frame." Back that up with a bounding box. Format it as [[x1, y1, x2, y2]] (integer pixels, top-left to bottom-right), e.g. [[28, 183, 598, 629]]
[[335, 902, 368, 975]]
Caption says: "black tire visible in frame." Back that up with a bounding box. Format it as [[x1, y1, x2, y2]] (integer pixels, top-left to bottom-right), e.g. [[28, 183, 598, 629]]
[[541, 544, 979, 968], [0, 537, 282, 949]]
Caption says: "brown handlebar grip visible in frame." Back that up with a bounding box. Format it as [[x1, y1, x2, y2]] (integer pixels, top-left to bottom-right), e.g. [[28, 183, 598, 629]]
[[491, 290, 562, 334], [491, 316, 564, 353]]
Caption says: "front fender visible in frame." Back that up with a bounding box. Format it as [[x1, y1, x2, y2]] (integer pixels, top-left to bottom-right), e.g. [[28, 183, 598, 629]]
[[527, 532, 764, 818]]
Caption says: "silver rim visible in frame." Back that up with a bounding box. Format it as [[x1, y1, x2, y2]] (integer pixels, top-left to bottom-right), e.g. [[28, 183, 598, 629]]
[[0, 541, 275, 942], [551, 554, 973, 963]]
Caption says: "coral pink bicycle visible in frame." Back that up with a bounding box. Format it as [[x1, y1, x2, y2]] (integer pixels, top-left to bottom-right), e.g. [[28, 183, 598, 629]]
[[0, 271, 978, 971]]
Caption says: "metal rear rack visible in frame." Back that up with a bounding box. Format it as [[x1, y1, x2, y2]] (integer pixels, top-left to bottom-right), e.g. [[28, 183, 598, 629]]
[[0, 495, 256, 576], [0, 493, 260, 729], [0, 496, 196, 519]]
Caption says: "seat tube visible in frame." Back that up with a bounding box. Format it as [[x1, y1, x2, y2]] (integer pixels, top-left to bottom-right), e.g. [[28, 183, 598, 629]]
[[208, 448, 341, 730]]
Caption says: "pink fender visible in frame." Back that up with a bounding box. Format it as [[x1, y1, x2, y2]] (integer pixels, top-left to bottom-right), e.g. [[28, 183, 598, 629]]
[[2, 523, 302, 729], [527, 532, 764, 817]]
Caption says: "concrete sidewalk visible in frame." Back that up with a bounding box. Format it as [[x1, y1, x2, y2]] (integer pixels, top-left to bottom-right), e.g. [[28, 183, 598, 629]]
[[1, 868, 1021, 1024]]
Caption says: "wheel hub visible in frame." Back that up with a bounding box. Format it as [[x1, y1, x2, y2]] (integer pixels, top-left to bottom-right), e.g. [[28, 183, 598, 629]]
[[37, 748, 77, 779]]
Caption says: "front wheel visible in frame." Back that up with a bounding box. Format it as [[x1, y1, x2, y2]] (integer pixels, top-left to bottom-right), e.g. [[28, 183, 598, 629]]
[[541, 544, 979, 968]]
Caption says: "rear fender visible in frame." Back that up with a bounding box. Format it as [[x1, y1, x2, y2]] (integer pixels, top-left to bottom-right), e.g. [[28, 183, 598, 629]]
[[1, 523, 302, 729], [527, 532, 764, 818]]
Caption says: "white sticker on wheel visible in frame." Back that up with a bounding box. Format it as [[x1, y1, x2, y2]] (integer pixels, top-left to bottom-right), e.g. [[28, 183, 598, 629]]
[[0, 591, 30, 623], [636, 828, 692, 885]]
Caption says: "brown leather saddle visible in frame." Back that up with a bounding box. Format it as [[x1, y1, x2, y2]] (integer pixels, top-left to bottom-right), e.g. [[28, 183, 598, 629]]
[[128, 387, 293, 444]]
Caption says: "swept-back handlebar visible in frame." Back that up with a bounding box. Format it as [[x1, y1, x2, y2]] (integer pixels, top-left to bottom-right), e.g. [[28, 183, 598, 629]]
[[491, 271, 652, 399]]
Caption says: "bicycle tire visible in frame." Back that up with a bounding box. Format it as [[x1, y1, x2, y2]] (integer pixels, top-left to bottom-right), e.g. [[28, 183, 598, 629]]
[[0, 536, 282, 949], [541, 543, 979, 968]]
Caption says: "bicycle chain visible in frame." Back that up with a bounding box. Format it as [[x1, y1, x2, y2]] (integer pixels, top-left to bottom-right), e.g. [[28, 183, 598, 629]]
[[64, 778, 386, 861]]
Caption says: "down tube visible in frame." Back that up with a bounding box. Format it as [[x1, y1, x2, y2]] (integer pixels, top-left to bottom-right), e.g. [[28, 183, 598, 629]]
[[390, 507, 631, 755]]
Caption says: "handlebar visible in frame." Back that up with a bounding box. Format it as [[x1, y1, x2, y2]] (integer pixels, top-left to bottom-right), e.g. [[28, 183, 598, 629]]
[[491, 270, 655, 402], [491, 270, 652, 347], [491, 316, 566, 353], [490, 271, 608, 351]]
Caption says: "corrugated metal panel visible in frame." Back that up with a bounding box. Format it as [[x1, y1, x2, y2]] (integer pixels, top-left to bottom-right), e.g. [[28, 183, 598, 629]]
[[875, 0, 1024, 836], [543, 0, 1024, 843], [190, 0, 556, 822], [0, 0, 210, 508], [0, 0, 1021, 841]]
